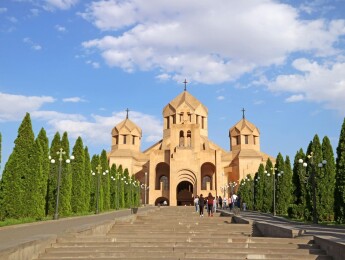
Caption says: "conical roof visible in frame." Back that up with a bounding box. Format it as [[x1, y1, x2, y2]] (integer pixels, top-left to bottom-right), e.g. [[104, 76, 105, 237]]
[[230, 118, 260, 135], [111, 118, 142, 137], [163, 91, 208, 116]]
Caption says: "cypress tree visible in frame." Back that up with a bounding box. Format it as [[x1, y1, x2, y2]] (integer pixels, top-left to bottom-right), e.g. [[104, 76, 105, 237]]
[[263, 158, 273, 213], [0, 132, 2, 171], [292, 149, 305, 205], [47, 132, 61, 216], [24, 138, 45, 219], [37, 128, 50, 216], [124, 168, 130, 208], [118, 165, 125, 208], [283, 156, 293, 213], [310, 135, 323, 222], [335, 118, 345, 223], [0, 113, 35, 218], [275, 153, 286, 215], [320, 136, 335, 221], [100, 150, 110, 211], [84, 147, 91, 212], [70, 137, 86, 213], [90, 155, 100, 213], [110, 164, 117, 209], [254, 164, 265, 211], [59, 132, 72, 217]]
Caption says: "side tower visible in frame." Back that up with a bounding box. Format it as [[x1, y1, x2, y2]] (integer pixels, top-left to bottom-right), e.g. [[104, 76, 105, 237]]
[[109, 111, 144, 175]]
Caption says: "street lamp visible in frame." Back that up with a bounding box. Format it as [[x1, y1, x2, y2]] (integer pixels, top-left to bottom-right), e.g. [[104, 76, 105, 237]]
[[299, 152, 327, 224], [50, 148, 74, 220], [141, 172, 149, 206], [265, 168, 283, 216], [92, 164, 108, 214]]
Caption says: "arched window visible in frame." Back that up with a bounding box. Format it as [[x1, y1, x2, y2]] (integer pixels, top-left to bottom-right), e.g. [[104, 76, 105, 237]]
[[202, 176, 211, 190], [187, 130, 191, 147], [160, 176, 169, 190], [179, 130, 184, 147]]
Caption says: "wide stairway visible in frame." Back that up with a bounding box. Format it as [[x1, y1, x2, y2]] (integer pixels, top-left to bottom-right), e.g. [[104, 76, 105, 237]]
[[35, 207, 332, 260]]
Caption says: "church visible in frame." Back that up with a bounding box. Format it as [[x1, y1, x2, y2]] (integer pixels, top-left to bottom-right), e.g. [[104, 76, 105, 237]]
[[108, 87, 274, 206]]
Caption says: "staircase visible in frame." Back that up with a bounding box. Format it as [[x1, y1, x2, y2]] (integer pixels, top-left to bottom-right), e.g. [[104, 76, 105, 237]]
[[35, 207, 332, 260]]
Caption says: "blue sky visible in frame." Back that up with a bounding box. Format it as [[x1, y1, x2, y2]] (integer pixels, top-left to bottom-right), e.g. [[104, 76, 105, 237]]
[[1, 0, 345, 174]]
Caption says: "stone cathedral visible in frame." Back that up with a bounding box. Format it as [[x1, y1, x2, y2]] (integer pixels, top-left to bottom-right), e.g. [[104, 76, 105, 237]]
[[108, 89, 274, 206]]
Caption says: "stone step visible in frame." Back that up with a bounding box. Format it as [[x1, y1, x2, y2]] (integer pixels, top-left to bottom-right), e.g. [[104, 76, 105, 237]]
[[44, 246, 326, 255], [35, 207, 331, 260], [51, 241, 320, 249], [36, 251, 332, 260]]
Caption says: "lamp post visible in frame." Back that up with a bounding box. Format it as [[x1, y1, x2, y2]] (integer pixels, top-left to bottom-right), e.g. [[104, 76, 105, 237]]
[[265, 168, 283, 216], [299, 152, 327, 224], [141, 172, 149, 206], [92, 164, 108, 214], [50, 148, 74, 220]]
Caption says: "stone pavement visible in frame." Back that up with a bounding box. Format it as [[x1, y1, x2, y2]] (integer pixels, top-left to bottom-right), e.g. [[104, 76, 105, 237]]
[[0, 207, 155, 260], [34, 206, 332, 260]]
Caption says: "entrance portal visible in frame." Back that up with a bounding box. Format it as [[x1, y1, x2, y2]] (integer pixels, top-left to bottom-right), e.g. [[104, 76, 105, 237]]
[[176, 181, 193, 206]]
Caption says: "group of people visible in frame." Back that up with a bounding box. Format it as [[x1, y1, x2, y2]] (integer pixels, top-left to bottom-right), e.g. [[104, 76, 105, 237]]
[[193, 193, 242, 217]]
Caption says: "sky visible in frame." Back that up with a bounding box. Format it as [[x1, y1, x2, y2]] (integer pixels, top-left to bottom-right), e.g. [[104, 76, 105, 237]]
[[1, 0, 345, 174]]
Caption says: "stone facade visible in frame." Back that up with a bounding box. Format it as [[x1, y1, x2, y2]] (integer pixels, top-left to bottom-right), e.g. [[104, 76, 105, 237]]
[[108, 90, 274, 206]]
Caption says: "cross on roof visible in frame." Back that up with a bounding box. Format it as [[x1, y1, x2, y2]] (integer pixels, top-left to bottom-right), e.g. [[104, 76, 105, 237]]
[[242, 108, 246, 119], [126, 108, 129, 119], [96, 164, 102, 173], [183, 79, 188, 91]]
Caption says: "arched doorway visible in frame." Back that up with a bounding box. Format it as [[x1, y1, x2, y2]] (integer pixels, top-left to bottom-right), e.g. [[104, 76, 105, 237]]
[[176, 181, 193, 206], [155, 197, 169, 206]]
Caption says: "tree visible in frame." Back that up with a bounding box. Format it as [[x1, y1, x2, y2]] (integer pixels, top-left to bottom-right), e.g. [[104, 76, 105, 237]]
[[24, 138, 45, 219], [58, 132, 72, 217], [100, 150, 110, 211], [70, 137, 86, 213], [37, 128, 50, 216], [110, 164, 117, 209], [90, 155, 100, 213], [118, 165, 125, 208], [47, 132, 61, 216], [320, 136, 335, 221], [335, 118, 345, 223], [0, 132, 2, 171], [84, 147, 91, 212], [0, 113, 35, 219], [254, 164, 265, 211], [263, 158, 273, 213], [272, 153, 288, 214]]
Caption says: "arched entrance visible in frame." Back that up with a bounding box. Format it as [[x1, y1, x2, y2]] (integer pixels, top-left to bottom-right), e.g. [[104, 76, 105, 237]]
[[155, 197, 169, 206], [176, 181, 193, 206]]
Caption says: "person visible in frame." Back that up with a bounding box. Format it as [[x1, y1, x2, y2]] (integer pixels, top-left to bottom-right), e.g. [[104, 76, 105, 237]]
[[194, 195, 199, 212], [218, 196, 223, 209], [231, 193, 238, 210], [242, 201, 246, 211], [199, 194, 204, 217], [207, 193, 214, 217], [163, 200, 167, 206]]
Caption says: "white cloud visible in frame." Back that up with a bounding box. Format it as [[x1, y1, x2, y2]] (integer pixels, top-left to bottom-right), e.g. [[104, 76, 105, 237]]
[[0, 92, 55, 121], [30, 9, 40, 16], [253, 100, 264, 105], [55, 24, 66, 32], [285, 94, 305, 103], [217, 96, 225, 100], [33, 110, 162, 147], [44, 0, 79, 10], [80, 0, 345, 84], [156, 73, 170, 81], [269, 58, 345, 114], [23, 37, 42, 51], [86, 60, 100, 69], [62, 97, 87, 103], [0, 8, 8, 14]]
